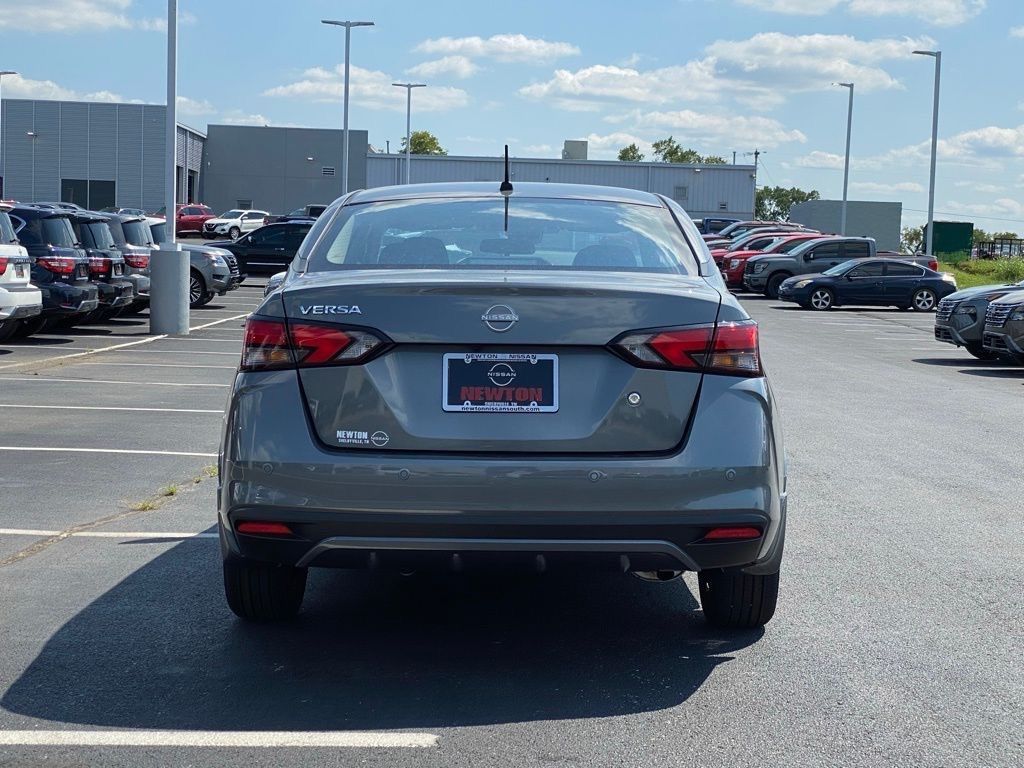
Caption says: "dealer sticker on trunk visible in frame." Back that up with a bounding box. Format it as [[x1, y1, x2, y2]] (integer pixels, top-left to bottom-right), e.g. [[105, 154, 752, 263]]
[[442, 353, 559, 413]]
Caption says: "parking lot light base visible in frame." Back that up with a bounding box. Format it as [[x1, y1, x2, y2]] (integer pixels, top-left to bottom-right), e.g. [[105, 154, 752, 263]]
[[150, 243, 190, 335]]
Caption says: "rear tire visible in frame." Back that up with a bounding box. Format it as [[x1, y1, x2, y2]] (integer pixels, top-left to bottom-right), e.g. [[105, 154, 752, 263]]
[[13, 317, 50, 338], [228, 226, 241, 240], [223, 559, 307, 621], [808, 288, 834, 311], [189, 269, 207, 308], [766, 273, 790, 300], [699, 568, 779, 629], [911, 288, 937, 312], [0, 319, 19, 342]]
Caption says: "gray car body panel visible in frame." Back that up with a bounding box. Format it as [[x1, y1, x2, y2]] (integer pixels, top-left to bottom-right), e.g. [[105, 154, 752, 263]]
[[219, 182, 786, 573], [935, 280, 1024, 348], [982, 290, 1024, 359]]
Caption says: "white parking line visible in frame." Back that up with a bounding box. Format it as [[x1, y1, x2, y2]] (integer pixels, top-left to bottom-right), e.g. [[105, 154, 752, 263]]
[[107, 349, 240, 356], [0, 730, 438, 749], [0, 404, 221, 414], [0, 528, 219, 538], [79, 362, 236, 369], [0, 376, 229, 388], [0, 447, 217, 457]]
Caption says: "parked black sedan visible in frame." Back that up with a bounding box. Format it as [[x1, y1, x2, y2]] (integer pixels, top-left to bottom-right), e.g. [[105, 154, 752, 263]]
[[777, 258, 958, 311], [206, 221, 312, 272]]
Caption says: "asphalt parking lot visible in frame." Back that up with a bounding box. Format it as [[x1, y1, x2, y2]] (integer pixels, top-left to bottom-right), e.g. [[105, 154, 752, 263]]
[[1, 290, 1022, 767]]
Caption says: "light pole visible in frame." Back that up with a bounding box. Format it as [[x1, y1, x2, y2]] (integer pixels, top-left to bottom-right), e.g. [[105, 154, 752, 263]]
[[150, 0, 189, 335], [322, 20, 373, 195], [836, 82, 854, 235], [913, 49, 941, 257], [0, 70, 17, 193], [392, 82, 425, 184]]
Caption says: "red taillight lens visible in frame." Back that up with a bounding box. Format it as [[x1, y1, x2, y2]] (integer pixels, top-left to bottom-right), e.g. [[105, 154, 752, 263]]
[[124, 253, 149, 269], [0, 257, 8, 273], [236, 521, 293, 536], [36, 256, 77, 275], [928, 259, 938, 271], [613, 320, 761, 377], [703, 526, 762, 541], [241, 317, 388, 371], [88, 256, 112, 276]]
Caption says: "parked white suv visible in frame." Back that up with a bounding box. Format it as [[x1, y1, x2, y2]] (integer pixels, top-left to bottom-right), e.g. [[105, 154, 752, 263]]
[[202, 209, 269, 241], [0, 207, 43, 342]]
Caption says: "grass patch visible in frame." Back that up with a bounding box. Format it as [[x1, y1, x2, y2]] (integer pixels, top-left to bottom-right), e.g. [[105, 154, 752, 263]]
[[938, 259, 1022, 289], [201, 465, 219, 478], [160, 485, 178, 497], [129, 500, 159, 512]]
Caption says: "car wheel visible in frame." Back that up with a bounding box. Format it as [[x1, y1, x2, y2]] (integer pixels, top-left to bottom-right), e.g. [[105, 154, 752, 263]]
[[0, 319, 19, 342], [228, 227, 241, 240], [966, 344, 998, 361], [223, 559, 307, 621], [699, 568, 779, 629], [189, 269, 207, 308], [809, 288, 834, 311], [766, 273, 790, 300], [911, 288, 937, 312], [14, 317, 51, 338]]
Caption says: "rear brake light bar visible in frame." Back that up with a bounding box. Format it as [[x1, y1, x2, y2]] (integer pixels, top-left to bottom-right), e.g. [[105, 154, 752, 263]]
[[240, 316, 390, 371], [123, 253, 149, 269], [611, 320, 762, 377], [88, 256, 112, 276], [36, 256, 78, 276]]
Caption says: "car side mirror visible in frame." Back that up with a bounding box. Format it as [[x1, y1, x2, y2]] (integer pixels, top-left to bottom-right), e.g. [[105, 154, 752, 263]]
[[805, 253, 814, 260]]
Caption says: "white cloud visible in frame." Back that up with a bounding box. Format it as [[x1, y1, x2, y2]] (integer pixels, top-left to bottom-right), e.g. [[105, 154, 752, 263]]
[[415, 34, 579, 63], [794, 151, 847, 169], [954, 181, 1005, 193], [522, 144, 554, 155], [0, 73, 146, 103], [850, 181, 925, 194], [264, 65, 469, 113], [737, 0, 986, 26], [610, 109, 806, 150], [406, 56, 479, 79], [176, 96, 216, 116], [0, 0, 166, 32], [218, 111, 271, 127], [1012, 26, 1024, 37], [943, 198, 1024, 220], [579, 132, 653, 159]]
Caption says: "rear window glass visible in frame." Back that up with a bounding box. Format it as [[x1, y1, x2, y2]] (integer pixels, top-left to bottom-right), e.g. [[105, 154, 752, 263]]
[[123, 220, 154, 247], [307, 197, 699, 274], [0, 212, 16, 244], [42, 217, 77, 247], [87, 222, 115, 249]]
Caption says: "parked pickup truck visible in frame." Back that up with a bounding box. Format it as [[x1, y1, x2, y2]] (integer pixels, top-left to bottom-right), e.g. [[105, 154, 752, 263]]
[[744, 237, 938, 299]]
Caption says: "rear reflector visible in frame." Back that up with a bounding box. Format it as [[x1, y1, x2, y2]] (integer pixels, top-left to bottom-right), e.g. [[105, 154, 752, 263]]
[[612, 320, 762, 377], [236, 521, 293, 536], [240, 316, 388, 371], [703, 526, 762, 541]]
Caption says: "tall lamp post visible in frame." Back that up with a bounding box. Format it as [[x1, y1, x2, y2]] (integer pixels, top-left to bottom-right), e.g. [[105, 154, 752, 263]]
[[392, 82, 425, 184], [913, 49, 942, 257], [836, 82, 854, 236], [322, 20, 374, 195], [0, 70, 17, 194], [150, 0, 189, 335]]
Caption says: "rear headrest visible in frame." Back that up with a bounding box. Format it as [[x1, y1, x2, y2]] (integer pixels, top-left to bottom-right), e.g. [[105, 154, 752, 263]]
[[573, 244, 637, 268], [378, 236, 449, 265]]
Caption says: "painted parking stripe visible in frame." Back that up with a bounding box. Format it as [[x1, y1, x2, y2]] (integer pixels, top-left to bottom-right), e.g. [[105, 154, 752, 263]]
[[0, 376, 229, 388], [0, 730, 438, 749], [79, 362, 236, 369], [106, 349, 240, 356], [0, 404, 221, 414], [0, 528, 219, 539], [0, 447, 217, 457]]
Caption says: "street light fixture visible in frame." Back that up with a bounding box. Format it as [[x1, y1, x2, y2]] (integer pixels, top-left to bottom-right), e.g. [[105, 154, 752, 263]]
[[392, 82, 426, 185], [913, 49, 941, 257], [0, 70, 18, 193], [835, 82, 854, 236], [322, 20, 374, 195]]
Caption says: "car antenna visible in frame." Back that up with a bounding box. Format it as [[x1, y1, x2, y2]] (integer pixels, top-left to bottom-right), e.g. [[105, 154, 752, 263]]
[[499, 145, 513, 232]]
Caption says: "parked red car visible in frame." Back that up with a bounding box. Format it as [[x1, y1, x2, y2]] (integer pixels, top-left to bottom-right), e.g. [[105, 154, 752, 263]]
[[174, 204, 215, 236], [721, 233, 827, 289]]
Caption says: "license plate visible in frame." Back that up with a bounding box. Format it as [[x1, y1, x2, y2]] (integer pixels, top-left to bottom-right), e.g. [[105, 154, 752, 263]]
[[113, 264, 123, 276], [15, 264, 26, 278], [76, 265, 88, 278], [443, 353, 558, 413]]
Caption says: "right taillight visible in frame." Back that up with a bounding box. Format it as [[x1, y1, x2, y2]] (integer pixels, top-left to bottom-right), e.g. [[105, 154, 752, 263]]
[[0, 257, 8, 273], [241, 316, 389, 371], [123, 253, 149, 269], [612, 320, 762, 377], [36, 256, 78, 276]]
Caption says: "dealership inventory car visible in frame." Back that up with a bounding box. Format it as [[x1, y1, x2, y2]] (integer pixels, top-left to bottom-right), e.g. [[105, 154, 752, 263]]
[[219, 182, 787, 629], [8, 204, 98, 333], [777, 258, 957, 311], [147, 218, 245, 306], [982, 291, 1024, 363], [0, 206, 42, 341], [68, 211, 135, 322], [934, 279, 1024, 360], [721, 233, 826, 289], [169, 204, 216, 237], [202, 209, 270, 240], [207, 221, 312, 272], [101, 214, 153, 313], [264, 204, 328, 226]]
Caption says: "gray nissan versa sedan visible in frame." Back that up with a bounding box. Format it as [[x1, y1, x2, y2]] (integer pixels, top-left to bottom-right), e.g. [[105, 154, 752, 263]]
[[219, 182, 787, 629]]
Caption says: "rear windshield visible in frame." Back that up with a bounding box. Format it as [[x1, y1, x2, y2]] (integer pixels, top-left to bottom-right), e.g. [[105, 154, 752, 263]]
[[43, 217, 77, 247], [87, 222, 116, 249], [220, 210, 245, 219], [0, 212, 16, 244], [150, 221, 166, 242], [123, 220, 154, 247], [106, 218, 127, 246], [307, 197, 699, 274]]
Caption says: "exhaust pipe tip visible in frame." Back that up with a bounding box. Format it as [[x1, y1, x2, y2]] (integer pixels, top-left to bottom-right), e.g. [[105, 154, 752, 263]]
[[631, 570, 683, 583]]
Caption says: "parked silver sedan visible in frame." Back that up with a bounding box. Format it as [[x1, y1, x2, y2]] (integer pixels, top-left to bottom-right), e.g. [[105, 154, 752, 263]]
[[219, 182, 787, 629]]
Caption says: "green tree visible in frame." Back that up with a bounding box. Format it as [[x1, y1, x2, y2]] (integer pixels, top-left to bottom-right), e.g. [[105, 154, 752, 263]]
[[755, 186, 821, 221], [901, 226, 924, 253], [401, 130, 447, 156], [651, 137, 703, 164], [702, 155, 728, 164], [617, 143, 644, 162]]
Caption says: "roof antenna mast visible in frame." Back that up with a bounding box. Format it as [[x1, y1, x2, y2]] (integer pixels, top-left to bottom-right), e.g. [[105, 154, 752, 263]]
[[500, 144, 513, 231]]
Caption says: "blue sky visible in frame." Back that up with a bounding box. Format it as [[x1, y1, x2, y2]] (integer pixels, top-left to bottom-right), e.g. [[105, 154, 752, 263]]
[[1, 0, 1021, 232]]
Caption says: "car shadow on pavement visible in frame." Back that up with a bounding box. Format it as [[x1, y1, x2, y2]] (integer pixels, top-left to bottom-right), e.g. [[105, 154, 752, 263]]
[[958, 368, 1024, 379], [1, 538, 762, 730]]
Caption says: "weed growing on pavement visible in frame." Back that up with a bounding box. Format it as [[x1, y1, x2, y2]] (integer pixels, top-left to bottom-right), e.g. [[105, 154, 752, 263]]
[[129, 500, 159, 512], [161, 485, 179, 497]]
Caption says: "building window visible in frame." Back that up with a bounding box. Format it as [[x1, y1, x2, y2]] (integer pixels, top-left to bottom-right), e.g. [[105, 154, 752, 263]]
[[718, 202, 729, 211], [673, 186, 688, 202], [321, 167, 336, 177], [60, 179, 115, 210], [237, 199, 253, 209]]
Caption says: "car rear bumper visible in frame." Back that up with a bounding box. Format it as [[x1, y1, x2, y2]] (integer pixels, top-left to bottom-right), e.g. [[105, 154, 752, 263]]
[[0, 284, 44, 320], [219, 371, 788, 574], [95, 279, 135, 308], [40, 282, 100, 316]]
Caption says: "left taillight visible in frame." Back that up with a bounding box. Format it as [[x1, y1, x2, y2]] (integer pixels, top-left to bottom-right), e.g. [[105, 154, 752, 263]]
[[88, 256, 112, 276], [612, 320, 762, 377], [124, 253, 149, 269], [240, 316, 388, 372]]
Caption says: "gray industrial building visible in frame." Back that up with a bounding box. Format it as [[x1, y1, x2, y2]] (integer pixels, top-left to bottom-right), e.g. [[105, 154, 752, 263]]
[[1, 97, 755, 220], [790, 200, 903, 251], [0, 98, 203, 211]]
